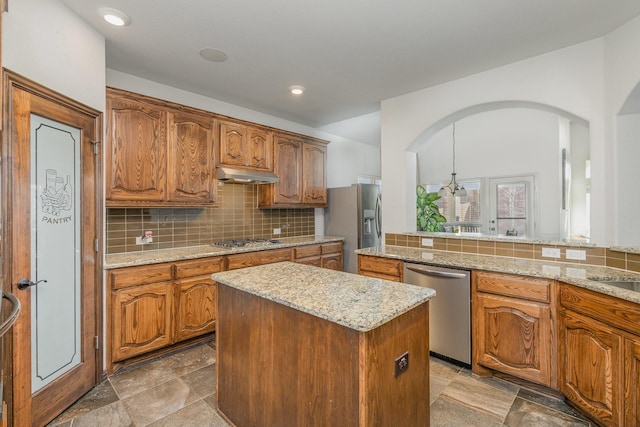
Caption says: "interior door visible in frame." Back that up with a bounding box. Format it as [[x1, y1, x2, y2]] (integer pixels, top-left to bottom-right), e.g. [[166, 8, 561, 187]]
[[3, 73, 102, 427]]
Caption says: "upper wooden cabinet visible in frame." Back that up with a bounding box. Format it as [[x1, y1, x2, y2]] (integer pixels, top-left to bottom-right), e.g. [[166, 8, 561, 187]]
[[106, 88, 217, 206], [258, 134, 328, 208], [106, 91, 168, 203], [218, 119, 272, 170], [167, 110, 216, 203], [302, 141, 327, 205]]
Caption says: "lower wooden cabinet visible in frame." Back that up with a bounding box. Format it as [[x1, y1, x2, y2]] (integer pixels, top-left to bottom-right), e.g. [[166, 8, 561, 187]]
[[108, 244, 343, 370], [357, 255, 403, 282], [112, 281, 174, 362], [558, 282, 640, 426], [175, 277, 217, 342], [472, 271, 555, 387], [558, 309, 623, 426]]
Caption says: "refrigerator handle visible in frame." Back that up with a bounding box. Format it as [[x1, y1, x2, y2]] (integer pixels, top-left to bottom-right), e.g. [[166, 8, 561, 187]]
[[375, 193, 382, 239]]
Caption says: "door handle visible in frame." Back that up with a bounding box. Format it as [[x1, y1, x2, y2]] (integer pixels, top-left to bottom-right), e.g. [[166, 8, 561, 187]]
[[17, 278, 48, 290]]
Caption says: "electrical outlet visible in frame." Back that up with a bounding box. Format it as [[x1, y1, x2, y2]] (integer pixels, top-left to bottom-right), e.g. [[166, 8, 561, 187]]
[[395, 351, 409, 377], [135, 236, 153, 245], [566, 249, 586, 261], [541, 247, 561, 258], [421, 238, 434, 247], [273, 228, 281, 235]]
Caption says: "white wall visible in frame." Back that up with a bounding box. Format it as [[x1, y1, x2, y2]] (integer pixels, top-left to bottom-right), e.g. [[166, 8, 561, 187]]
[[381, 38, 608, 243], [418, 109, 561, 238], [604, 16, 640, 246], [615, 113, 640, 246], [2, 0, 105, 111]]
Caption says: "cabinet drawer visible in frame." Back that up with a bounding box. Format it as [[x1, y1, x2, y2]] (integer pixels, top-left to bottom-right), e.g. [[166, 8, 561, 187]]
[[475, 271, 551, 303], [227, 248, 292, 270], [560, 283, 640, 336], [294, 244, 321, 259], [321, 242, 342, 254], [174, 257, 224, 279], [358, 255, 403, 281], [109, 263, 174, 290]]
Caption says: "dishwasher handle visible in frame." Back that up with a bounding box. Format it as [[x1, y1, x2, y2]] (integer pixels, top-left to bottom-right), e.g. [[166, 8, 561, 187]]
[[405, 264, 468, 279]]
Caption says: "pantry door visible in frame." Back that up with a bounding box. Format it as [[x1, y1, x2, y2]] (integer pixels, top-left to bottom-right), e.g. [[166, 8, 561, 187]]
[[3, 72, 102, 427]]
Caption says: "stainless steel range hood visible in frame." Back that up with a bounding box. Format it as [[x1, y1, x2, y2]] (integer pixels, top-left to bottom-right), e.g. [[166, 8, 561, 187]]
[[217, 167, 279, 184]]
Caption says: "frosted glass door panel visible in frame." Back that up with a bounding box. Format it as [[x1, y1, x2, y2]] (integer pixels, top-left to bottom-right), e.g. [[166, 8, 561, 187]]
[[30, 114, 82, 392]]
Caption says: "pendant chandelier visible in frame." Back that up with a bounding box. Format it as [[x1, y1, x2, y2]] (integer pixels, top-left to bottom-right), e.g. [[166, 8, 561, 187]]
[[439, 123, 467, 198]]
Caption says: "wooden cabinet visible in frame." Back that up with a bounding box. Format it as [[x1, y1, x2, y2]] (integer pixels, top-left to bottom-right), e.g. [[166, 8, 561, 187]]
[[357, 255, 403, 282], [559, 309, 623, 426], [167, 110, 216, 203], [472, 271, 556, 387], [258, 134, 329, 208], [106, 88, 217, 206], [106, 91, 168, 203], [218, 120, 273, 170], [174, 257, 224, 342], [227, 248, 292, 270], [302, 141, 327, 205], [558, 282, 640, 426], [293, 242, 343, 270], [108, 257, 222, 369], [112, 281, 174, 362]]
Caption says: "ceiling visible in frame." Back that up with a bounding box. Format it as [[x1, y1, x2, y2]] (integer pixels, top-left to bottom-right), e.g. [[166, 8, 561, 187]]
[[61, 0, 640, 138]]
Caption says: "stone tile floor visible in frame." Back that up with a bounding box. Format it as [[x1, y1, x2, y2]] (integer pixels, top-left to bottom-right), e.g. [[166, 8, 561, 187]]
[[49, 338, 593, 426]]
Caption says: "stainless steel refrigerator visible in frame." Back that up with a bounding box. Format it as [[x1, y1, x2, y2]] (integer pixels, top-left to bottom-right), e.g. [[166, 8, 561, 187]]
[[324, 184, 382, 273]]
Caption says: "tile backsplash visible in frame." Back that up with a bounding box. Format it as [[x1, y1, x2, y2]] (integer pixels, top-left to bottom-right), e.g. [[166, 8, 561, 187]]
[[106, 183, 315, 254]]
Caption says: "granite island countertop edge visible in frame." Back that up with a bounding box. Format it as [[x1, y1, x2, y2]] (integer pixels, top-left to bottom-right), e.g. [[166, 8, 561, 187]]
[[212, 261, 435, 332], [356, 245, 640, 305]]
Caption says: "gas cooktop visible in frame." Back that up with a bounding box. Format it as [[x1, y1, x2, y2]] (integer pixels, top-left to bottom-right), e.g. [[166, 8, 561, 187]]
[[213, 238, 281, 248]]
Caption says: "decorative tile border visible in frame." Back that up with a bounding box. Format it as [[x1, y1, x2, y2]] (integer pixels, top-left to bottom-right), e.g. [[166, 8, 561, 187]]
[[385, 233, 635, 272]]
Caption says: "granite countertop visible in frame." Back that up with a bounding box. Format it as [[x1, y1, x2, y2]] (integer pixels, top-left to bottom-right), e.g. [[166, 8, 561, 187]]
[[356, 245, 640, 305], [105, 235, 344, 269], [211, 262, 435, 332]]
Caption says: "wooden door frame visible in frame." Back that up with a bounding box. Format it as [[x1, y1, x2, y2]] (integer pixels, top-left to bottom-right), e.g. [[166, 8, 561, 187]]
[[1, 70, 104, 426]]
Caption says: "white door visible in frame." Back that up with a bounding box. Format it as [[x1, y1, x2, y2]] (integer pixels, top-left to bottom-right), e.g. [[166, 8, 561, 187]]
[[488, 176, 535, 237]]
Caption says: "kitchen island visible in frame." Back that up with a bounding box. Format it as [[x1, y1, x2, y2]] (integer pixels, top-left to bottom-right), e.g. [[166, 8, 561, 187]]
[[211, 262, 435, 427]]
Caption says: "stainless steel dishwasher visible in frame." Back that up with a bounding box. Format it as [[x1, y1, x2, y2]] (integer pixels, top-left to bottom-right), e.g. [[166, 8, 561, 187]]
[[403, 263, 471, 366]]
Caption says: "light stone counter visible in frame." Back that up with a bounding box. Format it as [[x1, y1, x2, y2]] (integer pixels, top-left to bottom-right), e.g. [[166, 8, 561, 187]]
[[356, 245, 640, 304], [105, 235, 344, 269], [211, 261, 435, 332]]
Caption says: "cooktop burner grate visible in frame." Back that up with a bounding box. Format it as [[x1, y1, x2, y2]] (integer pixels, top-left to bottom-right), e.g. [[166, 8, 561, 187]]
[[213, 238, 280, 248]]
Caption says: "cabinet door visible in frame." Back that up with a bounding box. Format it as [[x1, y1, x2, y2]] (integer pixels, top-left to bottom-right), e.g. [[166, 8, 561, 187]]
[[475, 293, 551, 386], [175, 277, 217, 341], [112, 282, 173, 362], [321, 254, 343, 271], [559, 310, 623, 426], [624, 337, 640, 426], [106, 93, 167, 202], [302, 142, 327, 205], [219, 120, 247, 166], [247, 127, 272, 170], [272, 136, 302, 204], [167, 110, 216, 203]]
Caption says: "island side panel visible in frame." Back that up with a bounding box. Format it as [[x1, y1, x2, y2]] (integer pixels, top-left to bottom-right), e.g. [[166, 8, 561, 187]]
[[216, 283, 360, 426], [360, 302, 430, 426]]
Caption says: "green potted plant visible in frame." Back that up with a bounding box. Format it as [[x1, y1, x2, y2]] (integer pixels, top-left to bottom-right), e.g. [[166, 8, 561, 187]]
[[416, 185, 446, 232]]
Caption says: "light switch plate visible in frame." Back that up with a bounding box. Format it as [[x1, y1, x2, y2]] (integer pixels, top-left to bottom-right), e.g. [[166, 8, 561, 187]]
[[541, 247, 561, 258], [273, 228, 281, 235]]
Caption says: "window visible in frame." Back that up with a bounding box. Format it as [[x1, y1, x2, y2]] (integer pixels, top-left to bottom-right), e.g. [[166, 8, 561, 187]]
[[425, 180, 482, 232]]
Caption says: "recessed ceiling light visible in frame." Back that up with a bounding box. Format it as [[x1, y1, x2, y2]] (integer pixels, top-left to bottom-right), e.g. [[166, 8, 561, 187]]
[[289, 85, 305, 95], [99, 7, 131, 26], [199, 48, 228, 63]]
